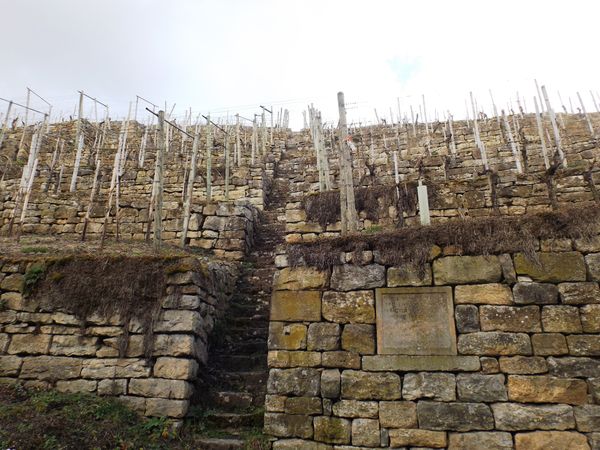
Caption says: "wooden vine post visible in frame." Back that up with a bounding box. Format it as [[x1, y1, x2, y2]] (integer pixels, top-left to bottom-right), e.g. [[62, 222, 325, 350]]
[[533, 97, 550, 169], [235, 113, 241, 166], [181, 122, 200, 246], [0, 100, 13, 150], [337, 92, 358, 235], [205, 115, 213, 202], [225, 125, 231, 200], [153, 110, 166, 252], [70, 91, 85, 192]]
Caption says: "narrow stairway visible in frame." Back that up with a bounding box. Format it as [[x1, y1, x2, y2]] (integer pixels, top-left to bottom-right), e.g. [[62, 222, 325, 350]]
[[194, 150, 291, 449]]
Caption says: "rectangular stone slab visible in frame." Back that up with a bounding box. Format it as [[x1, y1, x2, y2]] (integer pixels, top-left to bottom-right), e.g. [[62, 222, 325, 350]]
[[375, 287, 456, 355], [362, 355, 480, 371]]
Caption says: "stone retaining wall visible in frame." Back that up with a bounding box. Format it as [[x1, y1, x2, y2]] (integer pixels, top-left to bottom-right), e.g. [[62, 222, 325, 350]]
[[266, 244, 600, 448], [0, 256, 237, 419]]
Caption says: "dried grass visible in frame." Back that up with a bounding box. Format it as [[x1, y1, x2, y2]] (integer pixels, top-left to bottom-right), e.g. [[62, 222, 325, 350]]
[[288, 204, 600, 274]]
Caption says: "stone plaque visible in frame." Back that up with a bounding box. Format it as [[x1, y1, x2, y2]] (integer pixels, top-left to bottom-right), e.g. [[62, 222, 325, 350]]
[[375, 287, 456, 355]]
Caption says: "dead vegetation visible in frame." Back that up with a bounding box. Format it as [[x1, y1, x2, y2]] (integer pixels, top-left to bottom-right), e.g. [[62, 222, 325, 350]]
[[288, 204, 600, 274]]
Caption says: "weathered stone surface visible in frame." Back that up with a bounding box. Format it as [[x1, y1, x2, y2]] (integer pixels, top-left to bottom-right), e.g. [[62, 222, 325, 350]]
[[341, 324, 374, 354], [433, 256, 502, 285], [351, 418, 379, 447], [448, 432, 513, 450], [269, 322, 308, 350], [50, 335, 98, 356], [268, 351, 321, 368], [129, 378, 192, 399], [457, 374, 507, 401], [513, 282, 558, 305], [417, 401, 494, 431], [581, 305, 600, 332], [330, 264, 385, 291], [499, 356, 548, 374], [332, 400, 378, 418], [402, 372, 456, 401], [145, 398, 189, 418], [568, 335, 600, 356], [153, 357, 198, 380], [455, 283, 513, 305], [307, 323, 340, 351], [1, 291, 36, 312], [154, 310, 203, 334], [7, 334, 50, 355], [275, 267, 329, 290], [55, 379, 96, 393], [97, 379, 127, 396], [491, 403, 575, 430], [264, 413, 313, 439], [285, 397, 322, 415], [272, 439, 331, 450], [558, 282, 600, 304], [322, 351, 360, 369], [514, 252, 586, 282], [574, 405, 600, 432], [542, 305, 582, 333], [271, 291, 321, 322], [480, 305, 541, 332], [152, 334, 196, 357], [389, 428, 447, 448], [81, 358, 150, 379], [340, 370, 401, 400], [313, 416, 351, 444], [379, 401, 417, 428], [321, 369, 340, 398], [362, 355, 480, 372], [455, 305, 480, 333], [322, 291, 374, 324], [586, 253, 600, 281], [387, 265, 432, 287], [589, 378, 600, 404], [481, 356, 500, 373], [20, 356, 83, 380], [514, 431, 591, 450], [532, 333, 569, 356], [458, 332, 532, 355], [268, 368, 320, 396], [1, 273, 23, 291], [548, 356, 600, 377], [0, 355, 22, 376], [508, 375, 588, 405]]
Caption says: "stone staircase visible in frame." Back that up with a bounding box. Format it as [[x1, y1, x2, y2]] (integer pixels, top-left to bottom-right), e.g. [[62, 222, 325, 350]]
[[193, 148, 292, 449]]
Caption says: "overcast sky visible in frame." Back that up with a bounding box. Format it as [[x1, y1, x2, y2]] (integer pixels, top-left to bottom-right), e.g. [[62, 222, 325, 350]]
[[1, 0, 599, 129]]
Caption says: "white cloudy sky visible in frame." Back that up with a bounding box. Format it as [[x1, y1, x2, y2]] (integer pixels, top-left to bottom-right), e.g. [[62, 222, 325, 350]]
[[1, 0, 599, 129]]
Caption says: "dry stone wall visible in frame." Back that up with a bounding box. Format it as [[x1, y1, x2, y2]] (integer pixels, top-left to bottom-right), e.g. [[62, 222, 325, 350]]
[[0, 256, 236, 419], [266, 242, 600, 448]]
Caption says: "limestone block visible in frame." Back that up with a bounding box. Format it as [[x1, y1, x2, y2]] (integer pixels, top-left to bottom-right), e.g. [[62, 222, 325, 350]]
[[321, 351, 360, 369], [1, 292, 36, 312], [507, 375, 587, 405], [541, 305, 582, 332], [586, 253, 600, 281], [81, 358, 150, 379], [582, 304, 600, 332], [20, 356, 83, 380], [0, 273, 23, 291], [548, 356, 600, 377], [558, 282, 600, 304], [568, 335, 600, 356], [532, 333, 569, 356], [307, 323, 339, 351], [50, 335, 98, 356], [340, 324, 375, 354], [387, 265, 432, 287], [379, 401, 417, 428], [455, 305, 480, 332], [272, 439, 331, 450], [402, 372, 456, 401], [321, 291, 374, 324], [320, 369, 340, 398], [265, 395, 286, 413], [313, 416, 351, 445], [0, 355, 22, 376], [274, 267, 329, 290], [351, 418, 379, 447], [340, 370, 400, 400], [513, 282, 558, 305], [362, 355, 480, 372], [491, 403, 575, 431], [153, 357, 199, 380], [455, 283, 513, 305], [269, 322, 307, 350], [498, 356, 548, 374], [152, 334, 196, 357], [433, 256, 502, 285], [270, 291, 321, 322], [480, 305, 541, 332], [332, 400, 378, 419], [330, 264, 385, 291], [457, 374, 507, 402], [264, 413, 313, 439], [284, 397, 322, 415], [514, 252, 586, 282], [267, 368, 320, 396], [56, 379, 97, 394], [145, 398, 189, 418], [118, 395, 147, 414], [417, 401, 494, 431], [388, 429, 447, 448], [458, 332, 532, 355], [8, 334, 51, 355], [574, 405, 600, 432], [448, 432, 513, 450], [129, 378, 192, 400], [514, 431, 591, 450], [98, 379, 127, 396], [268, 351, 321, 368]]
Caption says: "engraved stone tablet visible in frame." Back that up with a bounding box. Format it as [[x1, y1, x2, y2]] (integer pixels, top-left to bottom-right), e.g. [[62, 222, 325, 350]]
[[375, 287, 456, 355]]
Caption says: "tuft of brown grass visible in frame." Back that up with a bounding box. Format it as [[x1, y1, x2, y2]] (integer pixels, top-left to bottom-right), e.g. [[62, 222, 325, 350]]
[[288, 204, 600, 275]]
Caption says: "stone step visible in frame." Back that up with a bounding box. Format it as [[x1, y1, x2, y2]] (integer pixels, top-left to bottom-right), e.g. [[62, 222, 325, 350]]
[[194, 437, 245, 450], [220, 370, 268, 389], [205, 411, 264, 429], [212, 354, 267, 371], [209, 391, 254, 411]]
